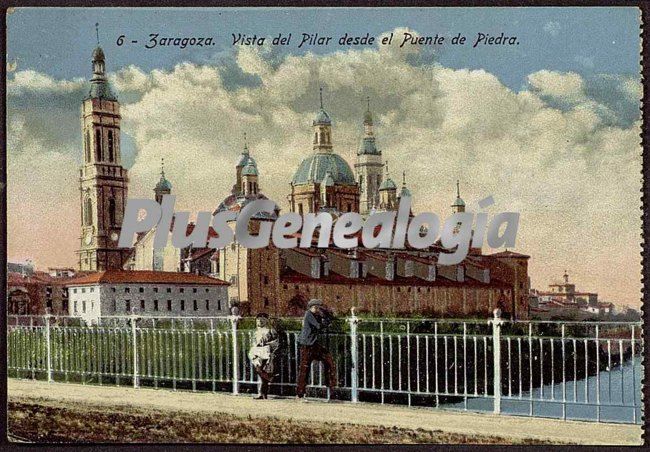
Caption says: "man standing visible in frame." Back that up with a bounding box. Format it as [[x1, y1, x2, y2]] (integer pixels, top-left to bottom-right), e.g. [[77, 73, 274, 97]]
[[296, 299, 337, 401]]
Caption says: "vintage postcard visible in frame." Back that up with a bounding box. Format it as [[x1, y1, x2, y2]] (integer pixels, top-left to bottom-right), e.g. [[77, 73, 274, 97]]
[[4, 6, 645, 445]]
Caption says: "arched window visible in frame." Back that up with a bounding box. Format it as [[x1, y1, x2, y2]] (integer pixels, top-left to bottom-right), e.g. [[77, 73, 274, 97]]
[[359, 175, 364, 193], [108, 198, 116, 226], [326, 132, 330, 143], [95, 129, 102, 161], [320, 131, 325, 143], [85, 130, 91, 162], [84, 197, 93, 226], [107, 130, 114, 162], [314, 133, 318, 144]]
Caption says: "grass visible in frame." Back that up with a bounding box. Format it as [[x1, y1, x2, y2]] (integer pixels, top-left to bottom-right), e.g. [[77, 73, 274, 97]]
[[8, 399, 560, 444]]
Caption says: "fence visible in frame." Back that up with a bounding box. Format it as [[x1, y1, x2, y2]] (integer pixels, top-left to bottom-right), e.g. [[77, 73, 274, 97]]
[[7, 311, 643, 424]]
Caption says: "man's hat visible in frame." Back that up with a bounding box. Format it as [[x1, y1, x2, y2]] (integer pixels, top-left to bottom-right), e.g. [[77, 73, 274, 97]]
[[307, 299, 323, 308]]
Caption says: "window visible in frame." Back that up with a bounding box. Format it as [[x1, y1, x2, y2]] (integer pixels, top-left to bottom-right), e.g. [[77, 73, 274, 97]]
[[167, 300, 172, 311], [112, 299, 117, 311], [90, 288, 95, 293], [95, 129, 102, 161], [217, 300, 221, 311], [82, 301, 86, 313], [154, 300, 159, 311], [82, 288, 86, 294], [109, 199, 116, 227], [298, 203, 303, 215], [180, 300, 185, 311], [347, 203, 352, 212], [111, 287, 116, 293], [91, 302, 95, 312], [153, 287, 158, 293], [85, 130, 91, 162], [139, 287, 144, 293], [74, 300, 78, 313], [73, 288, 77, 294], [125, 300, 131, 312], [205, 300, 209, 310], [125, 287, 130, 293], [193, 288, 197, 293], [205, 288, 209, 293], [179, 288, 184, 293], [84, 197, 93, 226], [193, 300, 198, 311], [264, 297, 269, 307], [167, 288, 171, 293], [263, 276, 269, 285], [140, 300, 145, 310], [108, 130, 114, 162]]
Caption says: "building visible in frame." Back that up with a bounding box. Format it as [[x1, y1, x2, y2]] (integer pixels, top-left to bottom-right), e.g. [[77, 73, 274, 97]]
[[65, 270, 230, 323], [356, 98, 383, 216], [244, 97, 531, 319], [77, 44, 131, 271], [8, 270, 74, 316], [213, 138, 279, 308], [529, 271, 612, 318], [289, 90, 360, 215]]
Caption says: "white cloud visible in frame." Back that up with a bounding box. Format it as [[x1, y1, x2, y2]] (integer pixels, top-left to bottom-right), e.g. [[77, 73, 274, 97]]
[[7, 33, 643, 307]]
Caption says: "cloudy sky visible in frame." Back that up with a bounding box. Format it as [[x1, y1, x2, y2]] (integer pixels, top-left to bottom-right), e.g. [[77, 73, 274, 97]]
[[7, 8, 642, 307]]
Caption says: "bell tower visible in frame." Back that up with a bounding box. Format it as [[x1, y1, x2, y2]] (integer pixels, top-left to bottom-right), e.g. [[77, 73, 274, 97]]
[[355, 97, 383, 216], [78, 25, 130, 271]]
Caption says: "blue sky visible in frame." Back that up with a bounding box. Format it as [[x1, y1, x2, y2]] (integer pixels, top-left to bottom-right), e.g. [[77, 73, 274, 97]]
[[8, 7, 641, 90]]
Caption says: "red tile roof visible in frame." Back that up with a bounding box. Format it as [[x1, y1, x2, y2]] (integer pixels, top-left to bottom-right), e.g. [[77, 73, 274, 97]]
[[281, 269, 510, 289], [64, 270, 229, 286]]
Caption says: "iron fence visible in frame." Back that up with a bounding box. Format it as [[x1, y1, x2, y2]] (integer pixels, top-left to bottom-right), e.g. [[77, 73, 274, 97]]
[[7, 312, 643, 424]]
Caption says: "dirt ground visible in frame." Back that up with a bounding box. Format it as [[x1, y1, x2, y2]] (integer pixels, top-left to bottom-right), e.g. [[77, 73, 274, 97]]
[[8, 399, 558, 444], [7, 379, 642, 445]]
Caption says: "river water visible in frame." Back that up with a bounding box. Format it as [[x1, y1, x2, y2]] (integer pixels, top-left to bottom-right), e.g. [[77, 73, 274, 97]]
[[451, 360, 643, 424]]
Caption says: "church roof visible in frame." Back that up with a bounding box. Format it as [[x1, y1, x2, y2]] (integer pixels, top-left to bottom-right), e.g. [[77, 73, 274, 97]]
[[242, 162, 258, 176], [358, 137, 380, 156], [379, 177, 396, 190], [313, 108, 332, 125], [292, 152, 356, 185], [156, 173, 172, 191], [92, 46, 105, 61], [88, 79, 117, 101], [452, 196, 465, 208]]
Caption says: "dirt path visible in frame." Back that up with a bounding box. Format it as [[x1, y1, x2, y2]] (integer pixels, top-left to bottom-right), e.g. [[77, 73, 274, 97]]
[[8, 379, 642, 445]]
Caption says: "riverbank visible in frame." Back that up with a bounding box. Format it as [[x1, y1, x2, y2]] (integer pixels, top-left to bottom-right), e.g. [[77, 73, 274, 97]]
[[7, 379, 642, 445]]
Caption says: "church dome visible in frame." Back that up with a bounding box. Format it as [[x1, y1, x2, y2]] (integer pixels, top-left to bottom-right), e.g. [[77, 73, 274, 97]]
[[379, 177, 396, 191], [237, 153, 256, 168], [400, 186, 412, 198], [452, 196, 465, 208], [156, 174, 172, 191], [313, 108, 331, 125], [292, 153, 355, 185]]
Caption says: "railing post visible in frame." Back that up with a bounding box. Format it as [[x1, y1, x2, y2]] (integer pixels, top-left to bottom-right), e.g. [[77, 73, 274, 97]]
[[348, 308, 359, 403], [230, 315, 240, 395], [131, 315, 139, 388], [490, 309, 503, 414], [45, 315, 53, 383]]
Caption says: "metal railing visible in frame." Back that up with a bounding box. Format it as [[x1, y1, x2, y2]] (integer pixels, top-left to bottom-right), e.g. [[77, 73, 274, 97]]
[[7, 311, 642, 424]]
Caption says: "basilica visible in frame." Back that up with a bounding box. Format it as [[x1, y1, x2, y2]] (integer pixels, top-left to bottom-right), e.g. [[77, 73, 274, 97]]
[[77, 45, 531, 320]]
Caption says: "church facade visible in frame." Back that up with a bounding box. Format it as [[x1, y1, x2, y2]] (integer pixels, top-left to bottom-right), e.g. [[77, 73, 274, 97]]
[[80, 46, 530, 319]]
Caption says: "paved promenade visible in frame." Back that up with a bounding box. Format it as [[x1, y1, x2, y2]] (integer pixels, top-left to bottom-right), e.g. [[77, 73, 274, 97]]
[[8, 379, 642, 445]]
